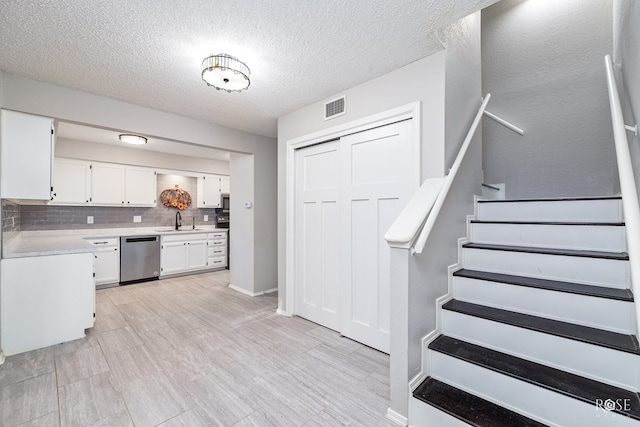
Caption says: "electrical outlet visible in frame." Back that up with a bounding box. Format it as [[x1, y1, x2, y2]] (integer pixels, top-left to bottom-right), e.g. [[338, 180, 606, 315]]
[[87, 216, 94, 224], [203, 215, 209, 222], [133, 216, 142, 223]]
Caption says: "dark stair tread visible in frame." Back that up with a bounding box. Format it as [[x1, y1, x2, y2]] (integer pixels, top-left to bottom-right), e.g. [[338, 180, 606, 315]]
[[470, 220, 625, 226], [413, 377, 548, 427], [478, 196, 621, 203], [443, 300, 640, 355], [462, 242, 629, 260], [430, 335, 640, 421], [453, 269, 634, 302]]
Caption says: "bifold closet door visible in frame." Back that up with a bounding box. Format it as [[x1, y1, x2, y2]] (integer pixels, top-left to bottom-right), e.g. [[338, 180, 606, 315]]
[[294, 141, 341, 331], [293, 119, 414, 353], [339, 120, 414, 353]]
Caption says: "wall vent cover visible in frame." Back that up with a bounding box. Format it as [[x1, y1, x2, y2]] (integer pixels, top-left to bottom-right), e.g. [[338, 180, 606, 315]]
[[324, 95, 346, 120]]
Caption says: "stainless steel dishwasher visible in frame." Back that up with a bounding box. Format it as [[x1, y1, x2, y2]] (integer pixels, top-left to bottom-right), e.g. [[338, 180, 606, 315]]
[[120, 235, 161, 285]]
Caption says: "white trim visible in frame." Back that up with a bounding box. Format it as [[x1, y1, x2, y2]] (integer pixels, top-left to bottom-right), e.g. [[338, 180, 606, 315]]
[[0, 352, 5, 365], [228, 284, 277, 297], [285, 102, 422, 316], [276, 308, 292, 317], [386, 407, 408, 426]]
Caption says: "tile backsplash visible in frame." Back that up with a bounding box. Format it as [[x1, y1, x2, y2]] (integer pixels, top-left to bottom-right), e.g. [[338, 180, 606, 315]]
[[2, 199, 21, 238], [14, 174, 220, 231]]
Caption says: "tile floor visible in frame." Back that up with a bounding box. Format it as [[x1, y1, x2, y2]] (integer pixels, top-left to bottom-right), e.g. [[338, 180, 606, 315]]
[[0, 270, 395, 426]]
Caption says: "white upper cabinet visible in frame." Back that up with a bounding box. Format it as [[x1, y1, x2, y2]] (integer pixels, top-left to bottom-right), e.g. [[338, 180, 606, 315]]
[[50, 158, 92, 205], [91, 163, 126, 205], [220, 176, 230, 194], [125, 166, 157, 206], [55, 160, 157, 207], [1, 110, 55, 200], [197, 174, 230, 208]]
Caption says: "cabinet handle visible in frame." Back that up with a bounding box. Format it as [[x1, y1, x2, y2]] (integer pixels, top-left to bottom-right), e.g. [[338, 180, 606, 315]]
[[121, 201, 124, 204], [127, 201, 130, 204]]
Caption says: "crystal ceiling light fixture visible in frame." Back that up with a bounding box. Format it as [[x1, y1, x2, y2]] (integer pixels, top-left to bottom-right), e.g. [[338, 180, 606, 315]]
[[119, 134, 147, 145], [201, 53, 251, 92]]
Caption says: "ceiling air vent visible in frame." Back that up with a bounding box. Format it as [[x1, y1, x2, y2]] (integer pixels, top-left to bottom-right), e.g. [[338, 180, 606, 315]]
[[324, 95, 346, 120]]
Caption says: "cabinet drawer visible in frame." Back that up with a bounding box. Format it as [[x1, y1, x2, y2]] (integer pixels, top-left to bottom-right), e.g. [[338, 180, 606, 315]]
[[208, 247, 226, 257], [208, 256, 227, 268], [207, 232, 227, 240], [208, 239, 226, 247], [86, 237, 119, 247]]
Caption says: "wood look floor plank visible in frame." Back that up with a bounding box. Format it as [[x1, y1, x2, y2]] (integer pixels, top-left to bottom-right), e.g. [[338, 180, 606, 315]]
[[16, 411, 60, 427], [54, 345, 110, 387], [0, 372, 58, 426], [58, 372, 132, 427], [0, 270, 392, 426]]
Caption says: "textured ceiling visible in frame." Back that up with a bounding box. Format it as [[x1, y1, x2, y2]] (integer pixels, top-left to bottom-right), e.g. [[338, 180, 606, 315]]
[[0, 0, 498, 138]]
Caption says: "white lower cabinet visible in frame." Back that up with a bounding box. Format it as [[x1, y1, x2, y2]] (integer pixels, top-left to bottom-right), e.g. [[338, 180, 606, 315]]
[[161, 231, 227, 276], [207, 231, 228, 269], [0, 253, 95, 356], [86, 238, 120, 286]]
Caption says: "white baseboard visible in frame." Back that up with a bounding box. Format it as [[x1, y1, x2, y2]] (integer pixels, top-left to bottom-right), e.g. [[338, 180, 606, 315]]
[[276, 308, 293, 317], [228, 284, 277, 297], [386, 407, 408, 426], [0, 352, 5, 365]]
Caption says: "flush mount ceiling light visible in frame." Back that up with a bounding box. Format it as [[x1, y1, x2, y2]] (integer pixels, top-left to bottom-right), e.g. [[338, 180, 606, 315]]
[[201, 53, 250, 93], [119, 134, 147, 145]]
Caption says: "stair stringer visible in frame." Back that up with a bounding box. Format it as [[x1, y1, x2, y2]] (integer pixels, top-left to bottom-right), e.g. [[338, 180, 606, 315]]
[[409, 233, 471, 394]]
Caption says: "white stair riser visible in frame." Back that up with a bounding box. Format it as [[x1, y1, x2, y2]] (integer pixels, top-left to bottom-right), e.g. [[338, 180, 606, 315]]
[[463, 248, 629, 288], [453, 277, 634, 334], [430, 352, 639, 427], [476, 199, 623, 223], [409, 398, 470, 427], [470, 223, 627, 252], [442, 310, 640, 391]]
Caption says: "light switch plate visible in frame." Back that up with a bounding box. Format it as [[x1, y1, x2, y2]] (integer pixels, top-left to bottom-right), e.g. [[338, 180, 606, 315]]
[[133, 216, 141, 223], [87, 216, 94, 224], [203, 215, 209, 222]]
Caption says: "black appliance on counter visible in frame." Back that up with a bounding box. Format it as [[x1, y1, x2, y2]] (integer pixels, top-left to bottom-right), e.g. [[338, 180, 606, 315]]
[[215, 213, 229, 229]]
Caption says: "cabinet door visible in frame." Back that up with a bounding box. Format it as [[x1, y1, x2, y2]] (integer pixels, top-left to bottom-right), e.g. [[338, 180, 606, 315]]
[[197, 175, 221, 208], [0, 110, 54, 200], [161, 241, 187, 275], [220, 176, 230, 194], [186, 240, 208, 270], [91, 163, 126, 205], [94, 247, 120, 285], [126, 166, 157, 206], [51, 158, 91, 205]]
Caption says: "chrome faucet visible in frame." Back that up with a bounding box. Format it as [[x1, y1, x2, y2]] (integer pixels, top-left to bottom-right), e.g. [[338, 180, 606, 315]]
[[175, 211, 182, 230]]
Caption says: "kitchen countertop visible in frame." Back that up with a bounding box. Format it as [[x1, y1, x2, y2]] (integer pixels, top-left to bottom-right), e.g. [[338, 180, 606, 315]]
[[3, 226, 228, 259]]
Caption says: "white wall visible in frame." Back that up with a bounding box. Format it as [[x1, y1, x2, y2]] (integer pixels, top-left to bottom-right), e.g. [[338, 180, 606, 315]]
[[277, 52, 447, 312], [482, 0, 616, 198], [56, 138, 229, 175], [405, 11, 483, 413], [229, 153, 255, 293], [613, 0, 640, 198], [1, 72, 277, 297]]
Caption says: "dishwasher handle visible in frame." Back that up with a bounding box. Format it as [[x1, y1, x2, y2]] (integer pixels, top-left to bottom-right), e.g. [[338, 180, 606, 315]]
[[124, 236, 159, 243]]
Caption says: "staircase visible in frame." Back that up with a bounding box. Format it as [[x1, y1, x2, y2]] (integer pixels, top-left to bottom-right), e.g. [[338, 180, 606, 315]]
[[410, 196, 640, 426]]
